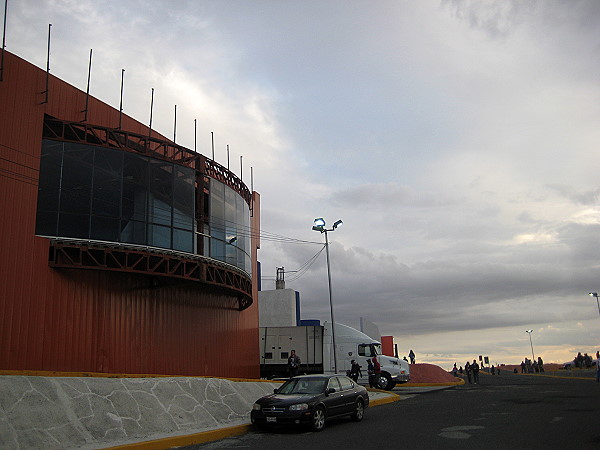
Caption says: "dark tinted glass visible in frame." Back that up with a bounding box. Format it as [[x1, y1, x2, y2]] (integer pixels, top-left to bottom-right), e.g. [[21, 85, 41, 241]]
[[58, 213, 89, 239], [208, 179, 251, 273], [91, 216, 120, 242], [36, 141, 63, 235], [36, 140, 196, 254], [173, 228, 193, 252], [122, 153, 148, 222], [173, 167, 194, 230], [92, 149, 122, 217], [35, 210, 58, 236], [121, 219, 146, 245], [60, 144, 93, 215], [149, 160, 173, 226], [149, 224, 171, 248]]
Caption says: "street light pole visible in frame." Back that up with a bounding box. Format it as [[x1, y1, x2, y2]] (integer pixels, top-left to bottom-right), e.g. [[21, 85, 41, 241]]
[[588, 292, 600, 317], [313, 218, 342, 374], [525, 329, 535, 367], [323, 228, 337, 373]]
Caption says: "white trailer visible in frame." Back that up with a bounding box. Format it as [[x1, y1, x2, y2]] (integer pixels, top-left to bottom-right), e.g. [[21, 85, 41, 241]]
[[259, 322, 410, 390]]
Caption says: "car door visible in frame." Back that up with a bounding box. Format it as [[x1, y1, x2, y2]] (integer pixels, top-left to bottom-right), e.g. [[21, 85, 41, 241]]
[[336, 376, 356, 413], [323, 377, 345, 417]]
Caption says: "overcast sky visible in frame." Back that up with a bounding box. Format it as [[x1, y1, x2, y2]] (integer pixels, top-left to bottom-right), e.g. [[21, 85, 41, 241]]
[[6, 0, 600, 367]]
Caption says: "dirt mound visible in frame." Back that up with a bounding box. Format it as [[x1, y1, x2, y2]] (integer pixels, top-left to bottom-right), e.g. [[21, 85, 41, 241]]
[[407, 363, 461, 384]]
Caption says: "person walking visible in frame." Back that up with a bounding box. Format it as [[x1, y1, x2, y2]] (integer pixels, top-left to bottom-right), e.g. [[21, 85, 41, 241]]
[[408, 349, 416, 364], [595, 351, 599, 383], [367, 359, 375, 388], [372, 356, 382, 388], [287, 350, 300, 378], [349, 359, 362, 382], [465, 361, 472, 384], [471, 359, 480, 384]]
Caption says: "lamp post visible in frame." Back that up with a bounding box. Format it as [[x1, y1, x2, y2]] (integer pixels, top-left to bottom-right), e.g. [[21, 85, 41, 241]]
[[525, 329, 535, 367], [588, 292, 600, 317], [312, 217, 343, 374]]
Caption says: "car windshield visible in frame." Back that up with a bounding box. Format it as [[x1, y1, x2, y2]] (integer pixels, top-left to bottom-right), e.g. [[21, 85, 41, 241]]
[[278, 378, 327, 395]]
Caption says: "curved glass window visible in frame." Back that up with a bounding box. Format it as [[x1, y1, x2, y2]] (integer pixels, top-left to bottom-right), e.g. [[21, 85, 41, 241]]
[[36, 139, 252, 275], [36, 140, 195, 253], [208, 179, 252, 274]]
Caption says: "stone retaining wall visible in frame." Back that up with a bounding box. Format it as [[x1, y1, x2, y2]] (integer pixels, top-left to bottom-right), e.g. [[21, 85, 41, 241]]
[[0, 376, 279, 449]]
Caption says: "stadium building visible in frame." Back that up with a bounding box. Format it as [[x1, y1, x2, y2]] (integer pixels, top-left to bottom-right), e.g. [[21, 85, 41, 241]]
[[0, 50, 261, 378]]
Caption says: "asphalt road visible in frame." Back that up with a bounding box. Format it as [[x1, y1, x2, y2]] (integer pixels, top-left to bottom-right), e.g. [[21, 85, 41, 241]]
[[180, 372, 600, 450]]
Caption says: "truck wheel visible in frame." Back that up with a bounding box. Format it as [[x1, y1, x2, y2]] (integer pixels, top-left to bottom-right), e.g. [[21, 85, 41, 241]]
[[377, 373, 394, 390]]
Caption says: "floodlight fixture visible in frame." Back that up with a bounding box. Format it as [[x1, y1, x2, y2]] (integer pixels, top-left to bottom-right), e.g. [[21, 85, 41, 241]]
[[588, 292, 600, 317], [314, 217, 326, 227], [333, 219, 343, 229]]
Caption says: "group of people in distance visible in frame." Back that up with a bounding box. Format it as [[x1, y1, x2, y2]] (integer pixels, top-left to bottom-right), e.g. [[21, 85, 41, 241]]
[[520, 356, 544, 373], [571, 351, 595, 369], [571, 351, 600, 382]]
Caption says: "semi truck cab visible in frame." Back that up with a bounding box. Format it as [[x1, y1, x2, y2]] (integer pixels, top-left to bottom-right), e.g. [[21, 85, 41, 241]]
[[323, 322, 410, 390]]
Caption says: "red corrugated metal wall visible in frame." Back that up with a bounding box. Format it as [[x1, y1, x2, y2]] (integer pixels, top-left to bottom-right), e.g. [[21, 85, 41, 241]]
[[0, 51, 260, 377]]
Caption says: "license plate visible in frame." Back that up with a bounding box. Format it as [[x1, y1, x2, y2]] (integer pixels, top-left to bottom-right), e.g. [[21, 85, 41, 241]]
[[266, 417, 277, 423]]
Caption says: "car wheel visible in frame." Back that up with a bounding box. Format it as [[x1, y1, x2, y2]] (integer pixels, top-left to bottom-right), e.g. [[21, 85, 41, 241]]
[[351, 399, 364, 422], [311, 406, 326, 431], [377, 373, 394, 390]]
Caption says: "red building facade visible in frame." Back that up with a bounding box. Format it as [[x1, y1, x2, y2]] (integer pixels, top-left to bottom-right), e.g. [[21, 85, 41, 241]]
[[0, 51, 261, 378]]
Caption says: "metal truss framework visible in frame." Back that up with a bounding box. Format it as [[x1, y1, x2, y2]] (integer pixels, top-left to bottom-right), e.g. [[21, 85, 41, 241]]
[[42, 115, 252, 206], [48, 240, 253, 311]]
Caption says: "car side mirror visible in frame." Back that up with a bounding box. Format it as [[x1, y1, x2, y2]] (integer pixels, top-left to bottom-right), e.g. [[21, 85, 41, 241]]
[[326, 387, 336, 395], [273, 388, 279, 393]]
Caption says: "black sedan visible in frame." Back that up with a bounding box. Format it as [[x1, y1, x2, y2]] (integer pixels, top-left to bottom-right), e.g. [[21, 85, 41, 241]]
[[250, 374, 369, 431]]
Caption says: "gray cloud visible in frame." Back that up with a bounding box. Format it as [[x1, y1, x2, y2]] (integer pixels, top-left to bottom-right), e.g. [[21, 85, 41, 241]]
[[546, 184, 600, 205]]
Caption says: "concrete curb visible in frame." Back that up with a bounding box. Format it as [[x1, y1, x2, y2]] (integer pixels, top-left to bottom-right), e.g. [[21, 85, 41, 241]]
[[105, 424, 253, 449], [401, 378, 465, 387], [369, 395, 401, 407]]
